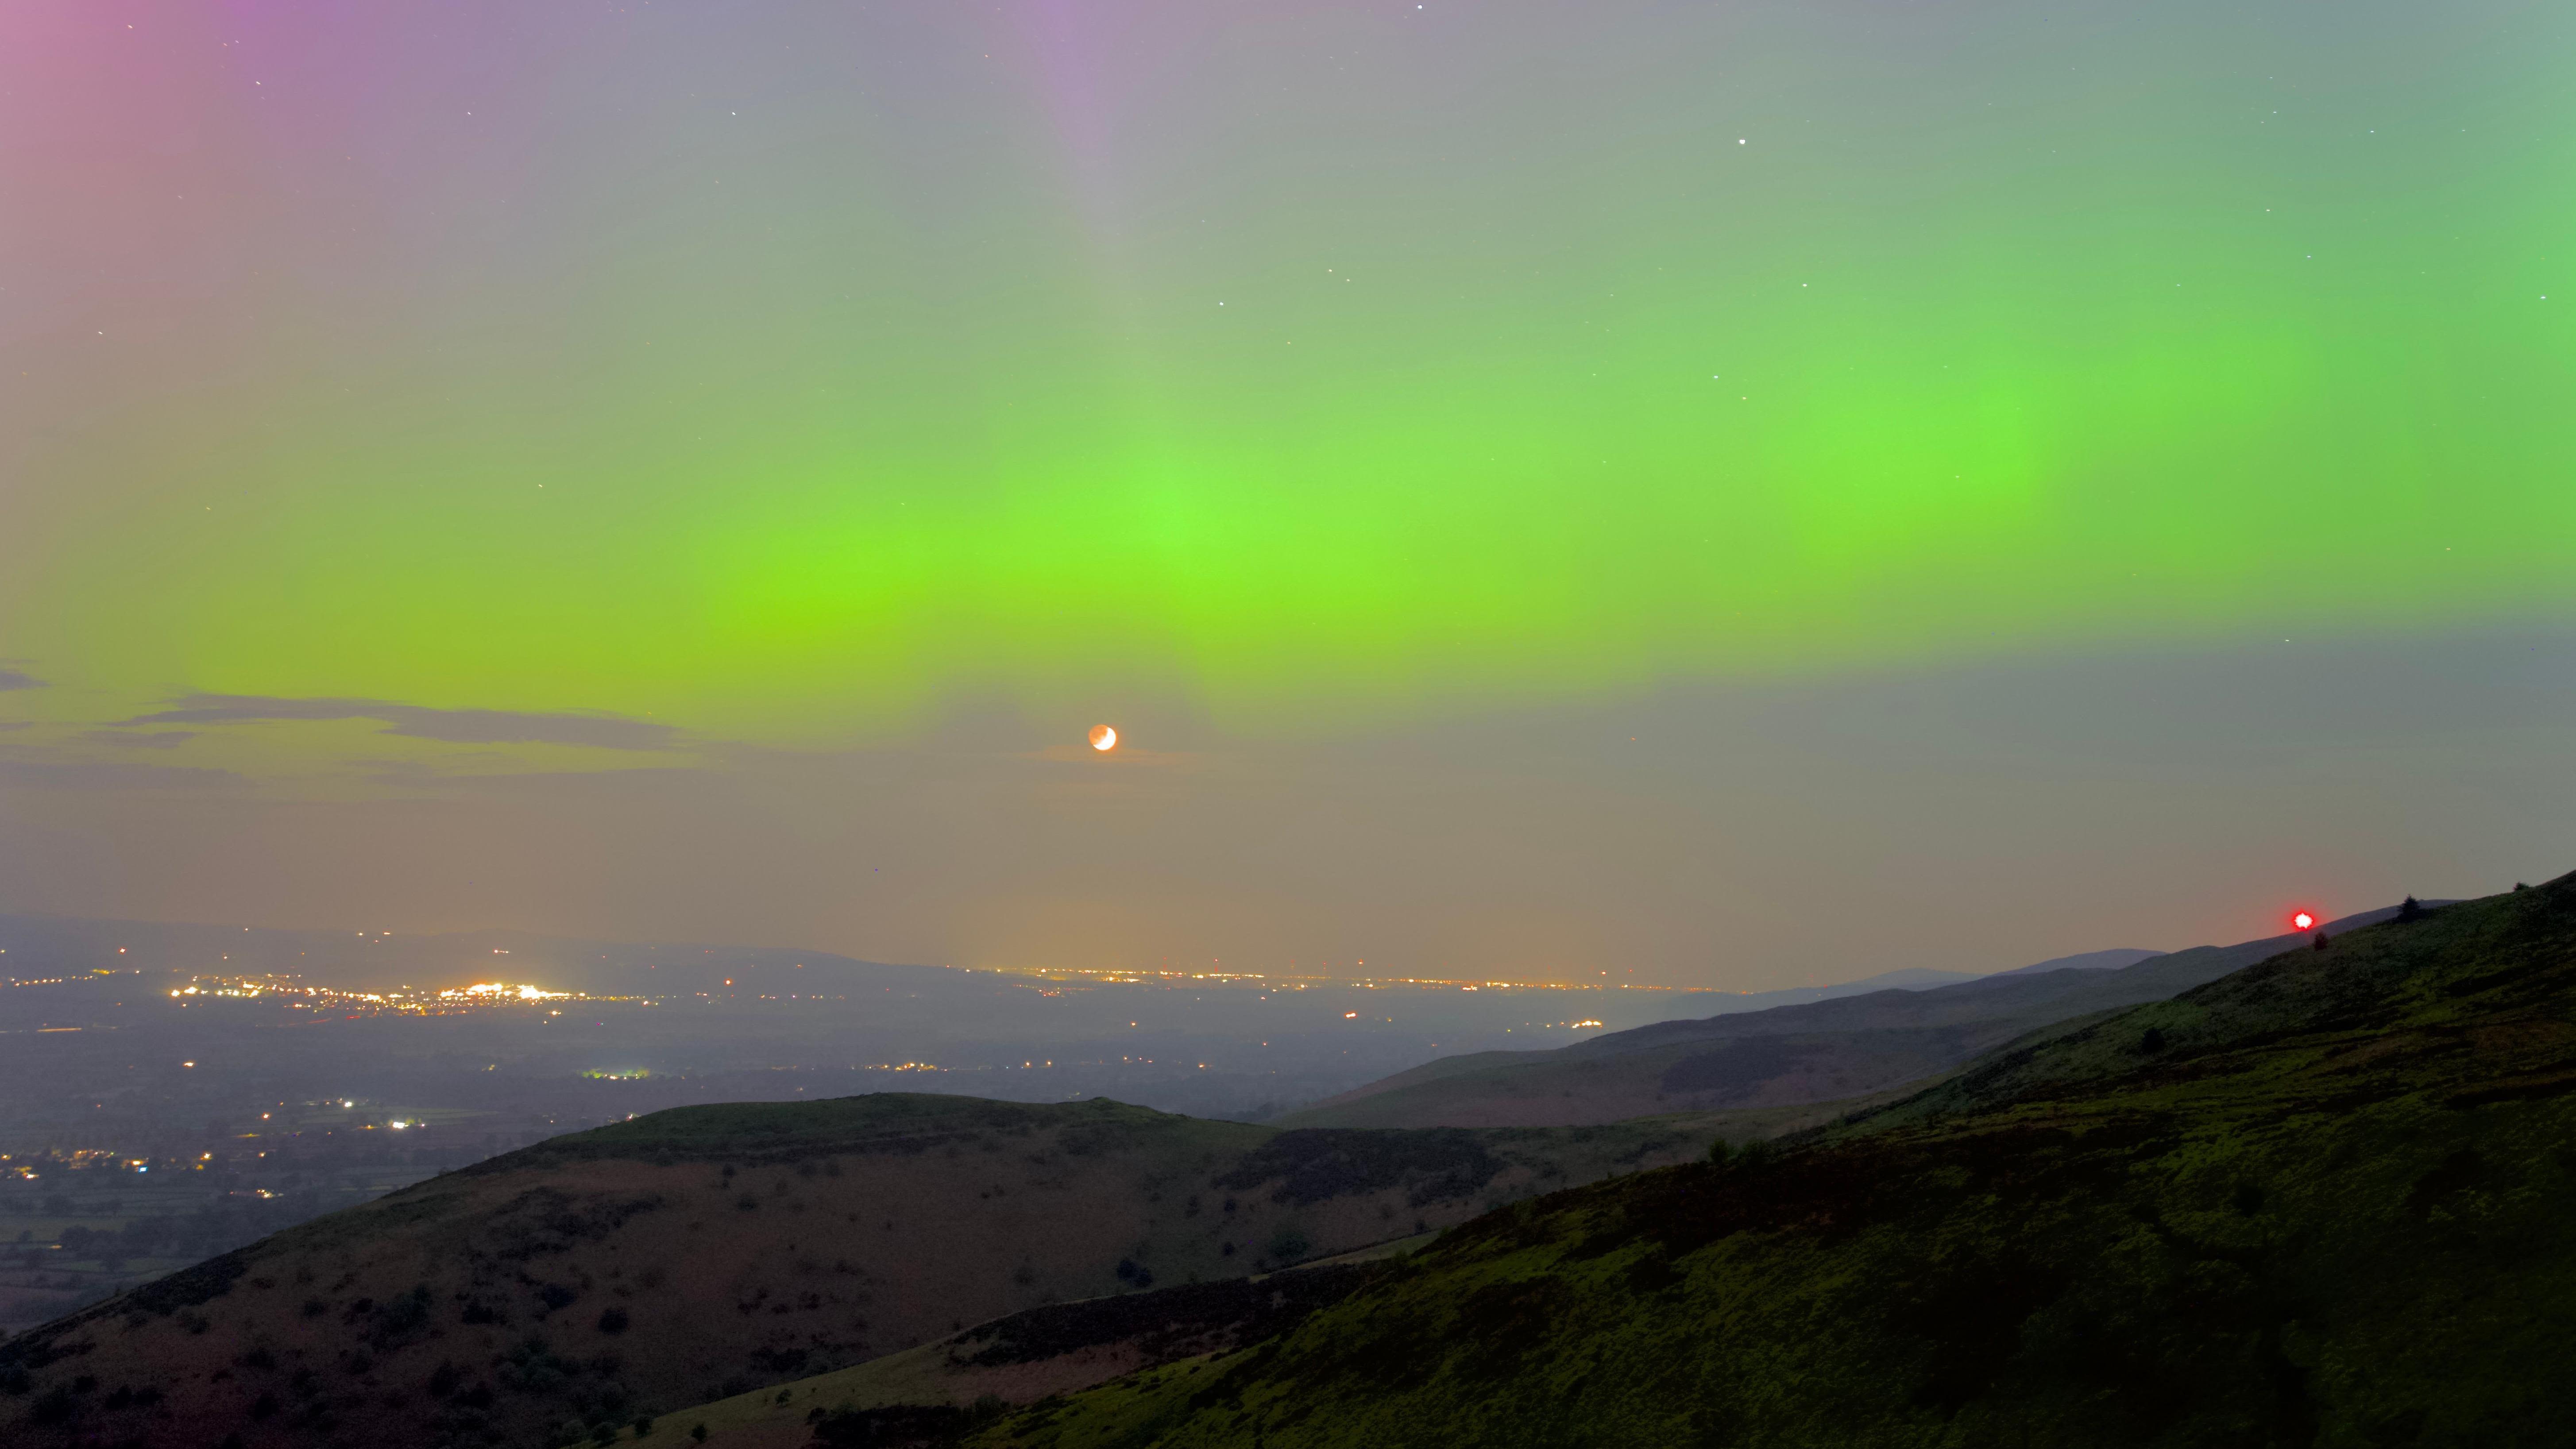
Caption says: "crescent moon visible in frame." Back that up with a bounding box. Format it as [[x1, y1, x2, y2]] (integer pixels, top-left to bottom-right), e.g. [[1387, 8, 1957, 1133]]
[[1089, 724, 1118, 752]]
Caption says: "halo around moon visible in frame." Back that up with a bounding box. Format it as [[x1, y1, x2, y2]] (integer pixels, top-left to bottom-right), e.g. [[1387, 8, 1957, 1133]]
[[1089, 724, 1118, 752]]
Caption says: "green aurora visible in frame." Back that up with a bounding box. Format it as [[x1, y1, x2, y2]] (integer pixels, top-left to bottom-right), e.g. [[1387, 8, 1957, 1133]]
[[2, 2, 2572, 976], [5, 0, 2568, 744]]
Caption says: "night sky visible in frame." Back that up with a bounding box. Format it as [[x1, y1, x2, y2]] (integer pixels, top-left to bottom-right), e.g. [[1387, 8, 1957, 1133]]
[[3, 1, 2569, 986]]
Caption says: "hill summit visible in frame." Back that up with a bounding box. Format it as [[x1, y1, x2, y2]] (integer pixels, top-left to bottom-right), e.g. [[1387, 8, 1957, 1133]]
[[959, 874, 2576, 1447]]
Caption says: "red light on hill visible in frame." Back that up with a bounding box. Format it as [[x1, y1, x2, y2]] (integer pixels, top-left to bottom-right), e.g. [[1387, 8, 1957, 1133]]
[[2291, 911, 2316, 932]]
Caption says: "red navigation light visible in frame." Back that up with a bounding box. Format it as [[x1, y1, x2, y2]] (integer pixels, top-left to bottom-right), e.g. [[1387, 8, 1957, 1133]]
[[2291, 911, 2316, 932]]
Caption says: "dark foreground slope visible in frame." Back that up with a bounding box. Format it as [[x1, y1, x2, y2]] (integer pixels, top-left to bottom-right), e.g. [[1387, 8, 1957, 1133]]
[[977, 878, 2576, 1448], [652, 1253, 1411, 1449], [0, 1097, 1718, 1449]]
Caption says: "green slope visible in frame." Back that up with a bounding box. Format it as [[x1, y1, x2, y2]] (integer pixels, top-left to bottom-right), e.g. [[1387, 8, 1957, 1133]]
[[972, 878, 2576, 1448]]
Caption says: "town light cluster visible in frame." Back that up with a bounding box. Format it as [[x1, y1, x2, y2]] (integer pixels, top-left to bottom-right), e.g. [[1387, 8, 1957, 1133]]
[[438, 982, 570, 1001]]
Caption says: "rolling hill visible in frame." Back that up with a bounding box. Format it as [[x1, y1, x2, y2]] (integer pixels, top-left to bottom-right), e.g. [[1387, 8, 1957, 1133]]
[[636, 1247, 1422, 1449], [1282, 909, 2411, 1128], [0, 1095, 1730, 1449], [961, 875, 2576, 1446]]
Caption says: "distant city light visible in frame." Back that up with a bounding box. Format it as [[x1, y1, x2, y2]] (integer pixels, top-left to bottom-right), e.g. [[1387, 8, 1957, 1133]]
[[438, 981, 567, 1001]]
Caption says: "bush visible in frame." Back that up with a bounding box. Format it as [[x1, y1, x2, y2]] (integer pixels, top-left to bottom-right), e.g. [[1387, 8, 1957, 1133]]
[[2140, 1027, 2167, 1054], [1705, 1137, 1731, 1166], [372, 1283, 433, 1342], [811, 1403, 996, 1446], [2398, 895, 2424, 923], [690, 1425, 709, 1443], [30, 1386, 76, 1424], [598, 1306, 630, 1335]]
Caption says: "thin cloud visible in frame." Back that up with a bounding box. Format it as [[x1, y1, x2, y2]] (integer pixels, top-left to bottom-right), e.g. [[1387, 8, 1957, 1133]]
[[126, 694, 684, 751], [0, 669, 43, 691], [82, 730, 198, 750], [0, 758, 241, 790]]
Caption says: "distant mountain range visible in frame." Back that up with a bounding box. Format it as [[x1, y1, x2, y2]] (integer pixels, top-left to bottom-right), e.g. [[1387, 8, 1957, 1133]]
[[1985, 946, 2167, 976], [1278, 910, 2422, 1129], [1697, 947, 2168, 1011], [0, 912, 944, 998]]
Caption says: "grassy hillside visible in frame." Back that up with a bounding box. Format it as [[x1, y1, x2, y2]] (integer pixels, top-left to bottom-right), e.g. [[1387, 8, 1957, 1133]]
[[645, 1251, 1423, 1449], [1280, 910, 2401, 1130], [969, 878, 2576, 1447], [0, 1095, 1720, 1449]]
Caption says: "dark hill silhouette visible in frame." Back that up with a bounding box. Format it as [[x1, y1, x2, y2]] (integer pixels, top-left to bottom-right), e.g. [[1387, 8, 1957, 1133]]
[[963, 875, 2576, 1447], [1282, 908, 2422, 1128], [0, 1097, 1714, 1449], [1986, 946, 2165, 976]]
